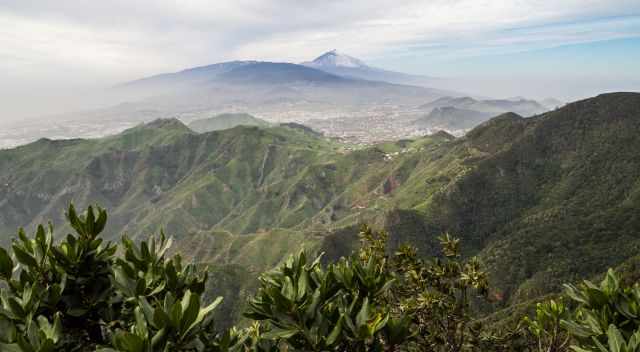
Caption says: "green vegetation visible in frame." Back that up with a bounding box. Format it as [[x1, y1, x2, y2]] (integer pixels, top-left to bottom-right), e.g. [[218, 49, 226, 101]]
[[2, 205, 639, 351], [0, 205, 219, 351], [187, 114, 271, 133], [1, 92, 640, 334], [0, 204, 508, 351]]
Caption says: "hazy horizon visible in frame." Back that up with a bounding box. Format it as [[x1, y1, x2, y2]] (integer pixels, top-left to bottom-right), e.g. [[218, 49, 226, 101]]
[[1, 0, 639, 122]]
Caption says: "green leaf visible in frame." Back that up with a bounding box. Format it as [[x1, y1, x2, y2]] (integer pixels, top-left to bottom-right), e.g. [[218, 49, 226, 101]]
[[11, 244, 37, 268], [297, 270, 309, 301], [604, 269, 620, 294], [607, 325, 624, 352], [356, 297, 370, 328], [37, 314, 61, 344], [5, 296, 25, 319], [134, 307, 149, 338], [184, 296, 223, 338], [95, 207, 107, 235], [137, 298, 155, 325], [326, 315, 343, 345], [179, 291, 200, 335], [282, 276, 295, 301], [150, 327, 168, 348], [562, 319, 596, 338], [263, 327, 300, 339], [156, 237, 173, 260], [0, 247, 13, 279], [66, 204, 84, 236]]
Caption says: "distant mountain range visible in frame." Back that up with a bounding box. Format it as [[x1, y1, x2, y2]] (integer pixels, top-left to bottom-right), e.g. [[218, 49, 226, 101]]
[[0, 50, 563, 149], [117, 51, 561, 129], [118, 56, 451, 110], [413, 96, 553, 133], [124, 61, 347, 89], [114, 51, 559, 138], [125, 50, 443, 92], [419, 96, 549, 115], [414, 107, 495, 132]]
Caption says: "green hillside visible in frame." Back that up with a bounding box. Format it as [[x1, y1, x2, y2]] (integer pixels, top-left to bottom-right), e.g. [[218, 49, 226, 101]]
[[187, 113, 270, 133], [1, 92, 639, 327]]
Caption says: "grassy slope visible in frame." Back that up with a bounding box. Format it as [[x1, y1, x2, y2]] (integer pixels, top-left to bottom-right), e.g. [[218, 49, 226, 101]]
[[1, 92, 639, 325], [187, 113, 270, 133], [386, 93, 640, 306]]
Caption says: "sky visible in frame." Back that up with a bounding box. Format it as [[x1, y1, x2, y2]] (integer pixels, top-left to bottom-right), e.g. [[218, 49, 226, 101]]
[[1, 0, 639, 121]]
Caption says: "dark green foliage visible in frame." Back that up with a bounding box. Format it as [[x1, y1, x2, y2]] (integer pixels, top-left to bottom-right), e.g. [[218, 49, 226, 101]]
[[102, 292, 222, 352], [391, 233, 489, 351], [561, 269, 640, 352], [245, 247, 393, 351], [3, 203, 640, 352], [0, 207, 502, 351], [0, 205, 116, 349], [518, 269, 640, 352], [0, 205, 224, 351], [246, 225, 499, 351], [113, 233, 207, 308]]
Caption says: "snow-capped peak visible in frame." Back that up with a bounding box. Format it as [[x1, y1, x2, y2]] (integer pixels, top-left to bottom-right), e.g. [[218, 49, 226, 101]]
[[306, 50, 368, 68]]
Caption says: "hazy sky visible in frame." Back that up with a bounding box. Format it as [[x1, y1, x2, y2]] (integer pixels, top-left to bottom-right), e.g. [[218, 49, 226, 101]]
[[1, 0, 639, 120]]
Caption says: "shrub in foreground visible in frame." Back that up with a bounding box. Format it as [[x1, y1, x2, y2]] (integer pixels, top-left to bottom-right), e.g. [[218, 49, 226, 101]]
[[1, 205, 638, 352], [0, 205, 224, 351]]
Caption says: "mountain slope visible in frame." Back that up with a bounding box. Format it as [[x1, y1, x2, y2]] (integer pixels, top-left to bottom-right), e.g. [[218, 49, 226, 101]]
[[119, 61, 257, 89], [1, 92, 639, 325], [420, 96, 549, 116], [413, 106, 495, 132], [412, 93, 640, 304], [111, 60, 450, 122], [412, 96, 551, 133], [187, 113, 270, 133], [216, 62, 348, 85], [0, 120, 455, 244]]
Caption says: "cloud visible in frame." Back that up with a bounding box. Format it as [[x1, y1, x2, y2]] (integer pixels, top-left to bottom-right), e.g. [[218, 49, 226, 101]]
[[2, 1, 639, 72], [0, 0, 639, 119]]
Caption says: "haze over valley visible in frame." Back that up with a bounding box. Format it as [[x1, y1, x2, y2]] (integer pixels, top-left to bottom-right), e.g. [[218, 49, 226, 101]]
[[0, 50, 566, 149]]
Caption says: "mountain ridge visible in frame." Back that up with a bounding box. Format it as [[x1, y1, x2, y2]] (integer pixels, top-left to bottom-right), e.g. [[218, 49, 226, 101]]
[[412, 95, 551, 134], [1, 92, 639, 325], [187, 113, 270, 133]]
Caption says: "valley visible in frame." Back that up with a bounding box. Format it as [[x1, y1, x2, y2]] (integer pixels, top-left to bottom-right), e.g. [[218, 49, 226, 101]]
[[2, 92, 639, 327], [0, 51, 558, 149]]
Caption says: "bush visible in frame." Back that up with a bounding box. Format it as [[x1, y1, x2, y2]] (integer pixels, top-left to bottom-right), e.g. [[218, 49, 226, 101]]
[[562, 269, 640, 352], [521, 269, 640, 352], [245, 225, 493, 351], [0, 205, 224, 351], [3, 204, 638, 352]]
